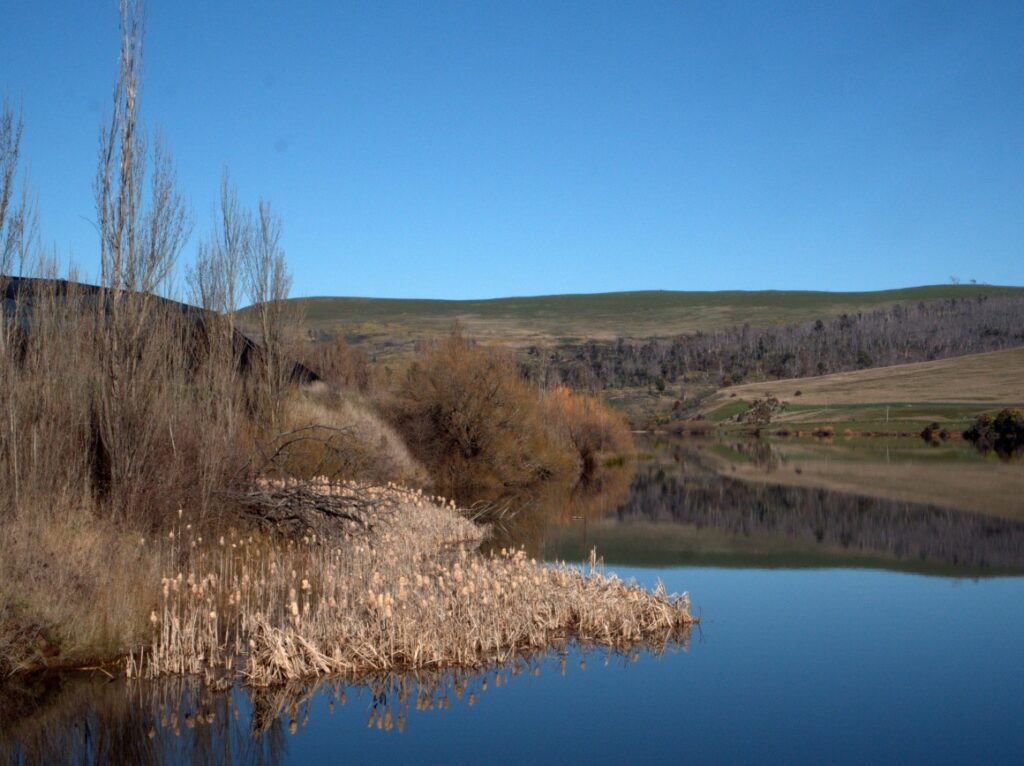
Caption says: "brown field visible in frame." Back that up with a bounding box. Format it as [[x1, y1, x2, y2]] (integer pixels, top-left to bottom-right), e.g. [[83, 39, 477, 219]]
[[707, 347, 1024, 410]]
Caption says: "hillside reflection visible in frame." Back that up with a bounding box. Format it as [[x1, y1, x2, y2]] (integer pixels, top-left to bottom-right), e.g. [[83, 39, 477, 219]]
[[539, 442, 1024, 574]]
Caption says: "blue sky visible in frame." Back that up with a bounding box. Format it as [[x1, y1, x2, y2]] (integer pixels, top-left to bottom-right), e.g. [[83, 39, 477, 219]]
[[2, 1, 1022, 299]]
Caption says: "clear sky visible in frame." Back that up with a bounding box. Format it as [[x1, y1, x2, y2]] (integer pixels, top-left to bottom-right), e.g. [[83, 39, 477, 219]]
[[2, 1, 1022, 299]]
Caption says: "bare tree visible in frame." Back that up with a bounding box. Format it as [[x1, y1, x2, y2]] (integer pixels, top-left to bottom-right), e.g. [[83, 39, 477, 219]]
[[95, 0, 190, 302], [92, 0, 194, 518], [243, 198, 294, 425], [1, 99, 37, 279], [187, 168, 248, 321], [0, 98, 23, 277]]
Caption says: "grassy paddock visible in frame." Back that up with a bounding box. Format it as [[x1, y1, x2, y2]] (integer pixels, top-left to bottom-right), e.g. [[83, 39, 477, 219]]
[[700, 347, 1024, 432], [706, 347, 1024, 409]]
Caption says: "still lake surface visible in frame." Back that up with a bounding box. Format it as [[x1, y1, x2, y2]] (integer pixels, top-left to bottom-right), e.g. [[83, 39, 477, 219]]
[[4, 438, 1023, 764]]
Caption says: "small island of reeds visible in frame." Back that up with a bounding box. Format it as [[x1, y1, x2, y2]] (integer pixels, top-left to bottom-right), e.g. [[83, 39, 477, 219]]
[[137, 481, 693, 686]]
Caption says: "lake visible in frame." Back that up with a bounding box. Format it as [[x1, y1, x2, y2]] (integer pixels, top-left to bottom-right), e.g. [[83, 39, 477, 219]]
[[3, 437, 1023, 765]]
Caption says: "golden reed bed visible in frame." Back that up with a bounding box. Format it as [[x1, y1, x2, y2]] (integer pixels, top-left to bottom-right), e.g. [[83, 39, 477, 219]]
[[133, 482, 694, 685]]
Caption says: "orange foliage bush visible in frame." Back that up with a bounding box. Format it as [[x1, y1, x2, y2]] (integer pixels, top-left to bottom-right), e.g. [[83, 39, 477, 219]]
[[383, 332, 574, 501], [383, 332, 632, 503], [542, 387, 633, 475]]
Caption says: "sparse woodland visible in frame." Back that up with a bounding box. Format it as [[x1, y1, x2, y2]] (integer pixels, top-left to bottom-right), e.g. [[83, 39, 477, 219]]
[[525, 295, 1024, 391]]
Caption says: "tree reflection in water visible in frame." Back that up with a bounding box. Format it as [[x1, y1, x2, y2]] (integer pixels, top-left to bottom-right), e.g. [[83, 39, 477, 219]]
[[539, 441, 1024, 573], [0, 646, 668, 764]]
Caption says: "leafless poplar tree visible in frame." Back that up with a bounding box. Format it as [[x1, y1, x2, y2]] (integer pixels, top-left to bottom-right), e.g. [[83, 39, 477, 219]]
[[187, 168, 248, 321], [95, 0, 190, 302], [92, 0, 193, 517], [1, 99, 37, 280], [243, 198, 294, 425]]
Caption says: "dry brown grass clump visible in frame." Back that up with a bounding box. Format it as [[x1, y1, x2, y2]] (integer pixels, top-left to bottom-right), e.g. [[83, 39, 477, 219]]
[[0, 508, 160, 673], [139, 484, 692, 685], [276, 386, 429, 487]]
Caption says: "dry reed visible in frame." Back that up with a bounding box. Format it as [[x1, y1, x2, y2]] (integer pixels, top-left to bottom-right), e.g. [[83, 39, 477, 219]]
[[138, 483, 693, 685]]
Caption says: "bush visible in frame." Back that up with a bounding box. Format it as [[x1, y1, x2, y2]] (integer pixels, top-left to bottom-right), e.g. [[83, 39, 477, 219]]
[[293, 334, 382, 394], [542, 387, 632, 475], [964, 408, 1024, 450], [383, 332, 574, 501]]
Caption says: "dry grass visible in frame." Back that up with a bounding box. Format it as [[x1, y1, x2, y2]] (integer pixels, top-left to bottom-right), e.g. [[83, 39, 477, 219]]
[[138, 483, 692, 685], [0, 508, 160, 673], [279, 386, 429, 487], [706, 347, 1024, 409]]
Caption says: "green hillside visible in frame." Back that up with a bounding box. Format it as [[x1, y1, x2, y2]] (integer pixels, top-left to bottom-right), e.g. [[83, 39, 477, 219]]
[[259, 284, 1024, 355]]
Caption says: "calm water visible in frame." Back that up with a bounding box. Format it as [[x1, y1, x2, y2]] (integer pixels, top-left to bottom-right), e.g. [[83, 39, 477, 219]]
[[4, 439, 1024, 765]]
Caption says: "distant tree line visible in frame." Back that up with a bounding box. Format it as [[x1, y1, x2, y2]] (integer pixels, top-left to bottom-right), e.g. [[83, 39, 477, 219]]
[[522, 295, 1024, 390]]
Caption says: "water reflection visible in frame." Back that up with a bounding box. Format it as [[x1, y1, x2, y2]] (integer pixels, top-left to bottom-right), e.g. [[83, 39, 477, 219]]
[[0, 647, 663, 765], [972, 443, 1024, 463], [5, 438, 1024, 764], [538, 441, 1024, 574], [0, 675, 278, 766], [484, 461, 635, 554]]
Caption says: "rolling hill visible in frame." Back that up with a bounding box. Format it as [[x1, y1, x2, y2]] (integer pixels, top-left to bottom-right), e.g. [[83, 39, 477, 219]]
[[270, 285, 1024, 356], [707, 346, 1024, 407], [700, 347, 1024, 432]]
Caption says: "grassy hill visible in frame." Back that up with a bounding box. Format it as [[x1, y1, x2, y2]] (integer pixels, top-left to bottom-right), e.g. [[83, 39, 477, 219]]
[[701, 346, 1024, 432], [274, 285, 1024, 355]]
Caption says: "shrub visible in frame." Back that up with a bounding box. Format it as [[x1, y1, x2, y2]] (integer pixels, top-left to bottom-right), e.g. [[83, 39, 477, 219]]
[[293, 334, 382, 394], [964, 408, 1024, 450], [383, 332, 574, 502], [542, 387, 632, 475]]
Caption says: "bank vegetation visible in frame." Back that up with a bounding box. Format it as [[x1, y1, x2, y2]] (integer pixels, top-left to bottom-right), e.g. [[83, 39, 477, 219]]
[[0, 1, 647, 679]]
